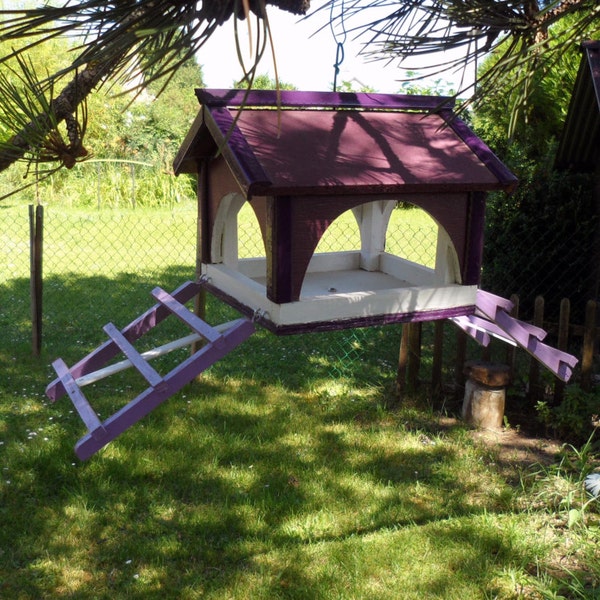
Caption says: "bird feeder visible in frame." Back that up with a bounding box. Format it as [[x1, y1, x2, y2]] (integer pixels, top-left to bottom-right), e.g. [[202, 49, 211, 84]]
[[175, 89, 517, 334]]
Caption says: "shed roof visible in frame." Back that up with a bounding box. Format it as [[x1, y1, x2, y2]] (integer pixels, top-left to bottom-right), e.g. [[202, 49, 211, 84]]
[[174, 89, 517, 196], [555, 41, 600, 172]]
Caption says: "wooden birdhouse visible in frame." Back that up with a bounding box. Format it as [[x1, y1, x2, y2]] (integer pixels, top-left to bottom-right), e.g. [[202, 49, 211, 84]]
[[174, 89, 517, 334]]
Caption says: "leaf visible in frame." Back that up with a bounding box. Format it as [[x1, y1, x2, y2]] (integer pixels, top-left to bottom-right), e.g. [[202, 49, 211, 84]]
[[567, 508, 582, 528]]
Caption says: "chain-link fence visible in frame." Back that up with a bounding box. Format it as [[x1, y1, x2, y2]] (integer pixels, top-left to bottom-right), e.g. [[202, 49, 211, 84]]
[[1, 169, 596, 404]]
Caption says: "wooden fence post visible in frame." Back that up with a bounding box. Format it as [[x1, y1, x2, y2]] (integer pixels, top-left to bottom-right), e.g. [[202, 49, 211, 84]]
[[431, 321, 444, 399], [553, 298, 570, 405], [581, 299, 597, 392], [527, 295, 544, 402], [407, 322, 422, 391], [454, 328, 467, 402], [396, 323, 410, 396], [29, 204, 44, 357]]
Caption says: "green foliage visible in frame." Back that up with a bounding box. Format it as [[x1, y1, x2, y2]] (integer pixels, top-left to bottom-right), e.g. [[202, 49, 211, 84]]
[[471, 13, 586, 157], [536, 387, 600, 444], [481, 146, 595, 321], [233, 73, 296, 90]]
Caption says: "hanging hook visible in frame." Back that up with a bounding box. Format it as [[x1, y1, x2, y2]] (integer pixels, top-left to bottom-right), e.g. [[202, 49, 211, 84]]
[[330, 0, 347, 92]]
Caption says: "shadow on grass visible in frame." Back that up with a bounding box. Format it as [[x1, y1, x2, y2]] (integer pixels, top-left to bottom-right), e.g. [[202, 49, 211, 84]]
[[0, 270, 534, 598]]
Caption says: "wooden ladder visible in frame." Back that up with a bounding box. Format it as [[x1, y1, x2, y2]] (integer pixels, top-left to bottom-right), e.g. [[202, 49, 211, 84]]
[[45, 281, 255, 460], [451, 289, 578, 382]]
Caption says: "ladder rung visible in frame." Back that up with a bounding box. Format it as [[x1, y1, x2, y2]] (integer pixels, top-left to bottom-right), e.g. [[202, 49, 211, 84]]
[[52, 359, 107, 441], [151, 287, 224, 346], [103, 323, 165, 389]]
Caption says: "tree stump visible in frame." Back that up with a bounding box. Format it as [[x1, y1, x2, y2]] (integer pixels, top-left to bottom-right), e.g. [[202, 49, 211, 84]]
[[461, 360, 511, 430]]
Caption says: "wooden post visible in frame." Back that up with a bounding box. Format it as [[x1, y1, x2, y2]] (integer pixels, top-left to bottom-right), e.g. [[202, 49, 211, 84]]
[[407, 322, 422, 391], [396, 323, 410, 396], [527, 296, 544, 402], [29, 204, 44, 357], [454, 328, 467, 402], [192, 159, 209, 356], [553, 298, 570, 405], [431, 320, 444, 399], [506, 294, 520, 375], [462, 361, 511, 430], [581, 299, 597, 392]]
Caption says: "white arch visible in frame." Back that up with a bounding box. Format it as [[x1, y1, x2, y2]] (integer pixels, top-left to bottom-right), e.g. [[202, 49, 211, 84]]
[[210, 192, 247, 268]]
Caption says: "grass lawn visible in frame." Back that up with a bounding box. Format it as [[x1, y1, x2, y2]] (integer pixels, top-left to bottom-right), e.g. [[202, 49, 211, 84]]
[[1, 201, 599, 598]]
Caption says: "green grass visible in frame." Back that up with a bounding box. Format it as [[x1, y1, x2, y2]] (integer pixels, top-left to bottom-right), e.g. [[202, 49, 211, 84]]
[[1, 198, 600, 598]]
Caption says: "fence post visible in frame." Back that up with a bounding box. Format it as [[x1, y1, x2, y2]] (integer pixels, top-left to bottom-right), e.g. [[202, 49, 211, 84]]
[[431, 320, 444, 399], [407, 322, 421, 391], [130, 163, 136, 208], [553, 298, 570, 405], [527, 295, 544, 402], [396, 323, 409, 396], [454, 328, 467, 403], [29, 204, 44, 356], [581, 299, 597, 392]]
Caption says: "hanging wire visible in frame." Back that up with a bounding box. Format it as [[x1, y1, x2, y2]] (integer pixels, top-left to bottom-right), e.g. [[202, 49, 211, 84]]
[[329, 0, 347, 92]]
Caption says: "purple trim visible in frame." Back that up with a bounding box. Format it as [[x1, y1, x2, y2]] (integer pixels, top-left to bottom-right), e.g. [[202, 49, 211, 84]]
[[444, 110, 518, 190], [463, 192, 486, 285], [203, 106, 271, 195], [196, 88, 455, 112]]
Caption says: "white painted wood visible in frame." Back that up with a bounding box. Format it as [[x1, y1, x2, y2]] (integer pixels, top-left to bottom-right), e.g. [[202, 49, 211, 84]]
[[204, 263, 476, 329], [305, 251, 360, 273], [380, 253, 437, 286], [435, 226, 461, 284], [355, 200, 394, 272], [210, 192, 245, 266]]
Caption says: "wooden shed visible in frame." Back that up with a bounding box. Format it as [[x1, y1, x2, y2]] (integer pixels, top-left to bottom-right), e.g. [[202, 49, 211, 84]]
[[174, 89, 517, 334], [555, 40, 600, 300]]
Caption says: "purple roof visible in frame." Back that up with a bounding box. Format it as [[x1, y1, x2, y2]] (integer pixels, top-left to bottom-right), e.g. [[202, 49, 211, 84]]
[[174, 89, 517, 196]]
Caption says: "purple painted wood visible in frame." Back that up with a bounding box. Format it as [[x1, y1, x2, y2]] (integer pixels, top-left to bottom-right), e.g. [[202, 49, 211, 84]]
[[476, 290, 547, 340], [46, 281, 202, 401], [53, 358, 107, 441], [475, 289, 514, 319], [151, 287, 225, 347], [463, 193, 486, 285], [73, 318, 255, 460], [444, 110, 518, 190], [196, 88, 455, 112], [103, 322, 164, 389], [472, 289, 578, 381], [451, 316, 492, 346], [203, 106, 272, 195]]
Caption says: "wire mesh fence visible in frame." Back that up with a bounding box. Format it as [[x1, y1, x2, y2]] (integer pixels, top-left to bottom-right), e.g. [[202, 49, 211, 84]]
[[1, 166, 596, 406]]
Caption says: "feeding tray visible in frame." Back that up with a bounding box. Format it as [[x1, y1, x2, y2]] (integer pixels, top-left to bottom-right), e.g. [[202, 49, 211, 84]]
[[174, 89, 516, 334]]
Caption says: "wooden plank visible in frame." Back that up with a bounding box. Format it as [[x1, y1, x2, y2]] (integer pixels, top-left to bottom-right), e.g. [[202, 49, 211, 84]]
[[431, 321, 444, 399], [581, 300, 597, 392], [450, 315, 492, 346], [103, 323, 164, 389], [553, 299, 570, 403], [151, 287, 224, 346], [396, 324, 409, 395], [407, 322, 422, 391], [527, 296, 544, 402], [475, 289, 514, 318], [53, 359, 107, 441]]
